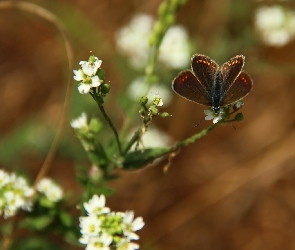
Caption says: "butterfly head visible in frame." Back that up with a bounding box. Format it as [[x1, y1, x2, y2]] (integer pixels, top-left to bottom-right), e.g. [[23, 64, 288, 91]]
[[212, 106, 221, 115]]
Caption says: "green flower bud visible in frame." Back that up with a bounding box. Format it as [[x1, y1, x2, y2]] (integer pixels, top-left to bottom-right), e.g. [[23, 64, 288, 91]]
[[158, 1, 168, 16], [140, 96, 148, 106], [153, 21, 163, 36], [164, 14, 175, 26], [96, 68, 105, 81], [235, 113, 244, 121], [161, 112, 171, 118], [88, 55, 96, 63], [101, 83, 110, 94]]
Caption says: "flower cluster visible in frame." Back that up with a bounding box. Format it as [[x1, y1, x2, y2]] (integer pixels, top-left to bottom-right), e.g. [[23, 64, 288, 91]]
[[79, 194, 145, 250], [116, 13, 190, 69], [36, 178, 63, 202], [73, 56, 103, 94], [0, 169, 34, 218], [255, 5, 295, 47]]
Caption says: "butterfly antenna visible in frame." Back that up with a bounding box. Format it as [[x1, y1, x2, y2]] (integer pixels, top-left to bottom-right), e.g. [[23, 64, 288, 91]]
[[194, 118, 204, 127], [230, 123, 236, 130]]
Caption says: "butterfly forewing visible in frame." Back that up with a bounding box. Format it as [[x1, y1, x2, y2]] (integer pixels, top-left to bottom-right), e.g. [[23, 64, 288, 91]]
[[221, 72, 253, 106], [221, 55, 245, 93], [172, 70, 211, 106], [191, 54, 218, 94]]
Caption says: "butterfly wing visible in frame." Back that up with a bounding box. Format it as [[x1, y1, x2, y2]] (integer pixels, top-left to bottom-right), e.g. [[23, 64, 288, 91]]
[[221, 55, 245, 93], [172, 70, 211, 106], [191, 54, 219, 95], [221, 72, 253, 105]]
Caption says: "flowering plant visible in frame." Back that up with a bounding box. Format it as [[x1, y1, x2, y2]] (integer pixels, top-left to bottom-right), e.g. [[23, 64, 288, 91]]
[[0, 0, 254, 249]]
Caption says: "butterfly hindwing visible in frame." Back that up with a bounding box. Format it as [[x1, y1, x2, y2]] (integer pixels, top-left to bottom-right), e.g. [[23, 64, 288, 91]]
[[221, 72, 253, 106], [172, 70, 211, 106]]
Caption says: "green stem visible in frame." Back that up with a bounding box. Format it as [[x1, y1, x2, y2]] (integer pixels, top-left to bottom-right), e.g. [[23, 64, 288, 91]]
[[175, 122, 220, 149], [98, 104, 122, 155], [122, 128, 143, 155]]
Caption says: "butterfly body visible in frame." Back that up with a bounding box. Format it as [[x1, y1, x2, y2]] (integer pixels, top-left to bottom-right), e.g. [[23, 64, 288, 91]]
[[172, 54, 253, 114]]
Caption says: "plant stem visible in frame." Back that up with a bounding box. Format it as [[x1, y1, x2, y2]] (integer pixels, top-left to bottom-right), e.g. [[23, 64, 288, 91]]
[[175, 122, 220, 149], [97, 103, 123, 156]]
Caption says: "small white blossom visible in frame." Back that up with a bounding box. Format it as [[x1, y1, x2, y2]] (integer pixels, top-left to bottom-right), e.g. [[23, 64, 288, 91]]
[[0, 170, 10, 187], [116, 14, 153, 69], [79, 195, 145, 250], [152, 94, 163, 107], [80, 216, 102, 236], [0, 169, 34, 218], [71, 113, 88, 130], [80, 58, 102, 76], [116, 13, 190, 69], [122, 211, 145, 240], [117, 239, 139, 250], [37, 178, 63, 202], [204, 109, 223, 124], [159, 25, 190, 69], [73, 57, 103, 94], [87, 233, 113, 250], [83, 195, 110, 216], [234, 100, 244, 109], [255, 5, 295, 47]]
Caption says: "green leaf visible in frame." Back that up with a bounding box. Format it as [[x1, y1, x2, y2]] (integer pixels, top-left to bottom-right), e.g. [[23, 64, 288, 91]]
[[20, 215, 54, 230], [39, 196, 55, 208], [122, 147, 172, 170], [89, 118, 102, 133], [59, 212, 73, 227]]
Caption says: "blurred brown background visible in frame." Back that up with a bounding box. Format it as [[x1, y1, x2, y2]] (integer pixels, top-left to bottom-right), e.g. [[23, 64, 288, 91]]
[[1, 0, 295, 249]]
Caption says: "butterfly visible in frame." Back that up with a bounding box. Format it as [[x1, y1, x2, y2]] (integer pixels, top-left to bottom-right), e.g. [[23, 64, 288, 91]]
[[172, 54, 253, 114]]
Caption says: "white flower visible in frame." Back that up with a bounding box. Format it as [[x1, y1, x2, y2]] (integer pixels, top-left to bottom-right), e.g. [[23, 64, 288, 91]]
[[83, 195, 110, 216], [80, 216, 102, 236], [116, 14, 190, 69], [204, 109, 223, 124], [78, 75, 102, 94], [73, 69, 85, 82], [37, 178, 63, 202], [122, 211, 145, 240], [45, 185, 63, 202], [80, 57, 102, 76], [255, 5, 295, 47], [152, 94, 163, 107], [71, 112, 88, 130], [116, 14, 153, 69], [117, 239, 139, 250], [135, 127, 172, 149], [127, 77, 173, 106], [73, 57, 103, 94], [90, 233, 112, 249], [0, 170, 10, 187], [159, 25, 190, 69], [0, 170, 35, 218], [234, 100, 244, 109]]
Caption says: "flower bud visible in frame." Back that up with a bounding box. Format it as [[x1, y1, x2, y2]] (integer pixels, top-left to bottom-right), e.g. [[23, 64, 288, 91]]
[[101, 83, 110, 94], [235, 113, 244, 121], [140, 96, 148, 106]]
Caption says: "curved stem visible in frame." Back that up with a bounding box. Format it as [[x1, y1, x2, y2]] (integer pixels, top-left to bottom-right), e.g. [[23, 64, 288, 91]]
[[0, 1, 74, 189]]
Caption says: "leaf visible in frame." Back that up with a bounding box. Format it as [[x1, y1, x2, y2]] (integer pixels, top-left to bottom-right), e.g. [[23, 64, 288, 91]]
[[89, 118, 102, 133], [59, 212, 73, 227], [122, 147, 172, 170], [20, 215, 54, 230]]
